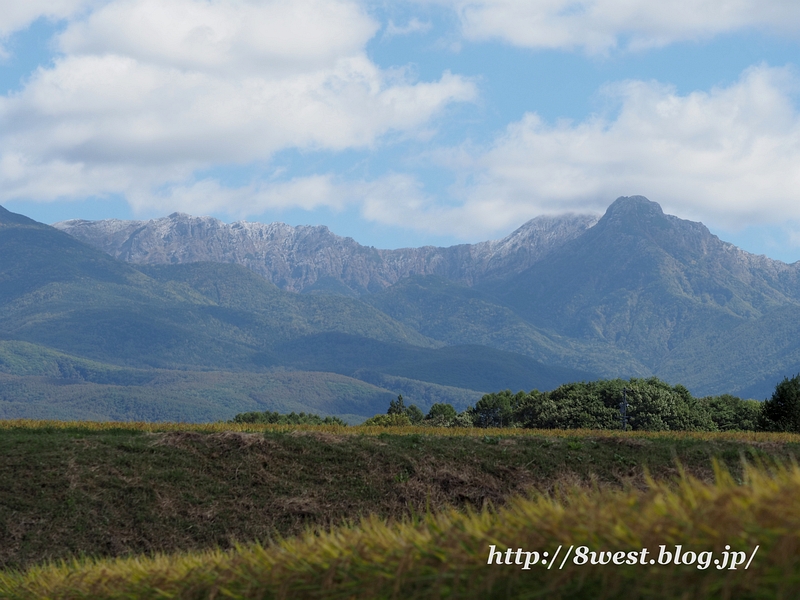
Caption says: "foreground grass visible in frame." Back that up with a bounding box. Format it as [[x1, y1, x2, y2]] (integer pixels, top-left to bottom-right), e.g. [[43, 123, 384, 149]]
[[2, 421, 800, 571], [2, 460, 799, 599], [4, 418, 800, 442]]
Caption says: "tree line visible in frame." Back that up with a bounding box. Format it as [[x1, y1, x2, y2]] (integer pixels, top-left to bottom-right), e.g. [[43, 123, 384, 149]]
[[229, 374, 800, 433], [365, 375, 800, 432]]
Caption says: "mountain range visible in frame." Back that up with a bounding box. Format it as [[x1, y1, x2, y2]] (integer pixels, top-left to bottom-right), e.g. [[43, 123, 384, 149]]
[[54, 211, 599, 295], [2, 196, 799, 422]]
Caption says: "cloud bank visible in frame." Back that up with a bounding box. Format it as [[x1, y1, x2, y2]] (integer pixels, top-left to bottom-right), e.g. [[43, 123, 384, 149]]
[[433, 0, 800, 53], [1, 0, 799, 246], [0, 0, 476, 205]]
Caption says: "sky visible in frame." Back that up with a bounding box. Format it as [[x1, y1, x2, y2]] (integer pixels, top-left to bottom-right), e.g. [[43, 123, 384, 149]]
[[1, 1, 800, 261]]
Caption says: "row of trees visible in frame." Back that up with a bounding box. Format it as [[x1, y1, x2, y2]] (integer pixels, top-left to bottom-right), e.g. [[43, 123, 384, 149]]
[[361, 395, 473, 427], [228, 375, 800, 432], [369, 375, 800, 432], [230, 411, 348, 426]]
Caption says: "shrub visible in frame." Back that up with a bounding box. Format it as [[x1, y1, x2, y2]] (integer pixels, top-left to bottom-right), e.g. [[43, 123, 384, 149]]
[[405, 404, 424, 425], [471, 390, 521, 428], [361, 413, 412, 427], [703, 394, 760, 431], [230, 411, 347, 426], [511, 378, 720, 432], [759, 374, 800, 432], [451, 411, 474, 428], [425, 403, 457, 422]]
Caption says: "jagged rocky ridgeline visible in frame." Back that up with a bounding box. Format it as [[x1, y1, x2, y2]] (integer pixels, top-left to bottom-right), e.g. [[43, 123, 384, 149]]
[[4, 195, 800, 406], [54, 211, 598, 295]]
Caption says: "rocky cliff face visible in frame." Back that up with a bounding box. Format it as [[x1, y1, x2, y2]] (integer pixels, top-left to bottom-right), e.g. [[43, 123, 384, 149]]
[[54, 212, 598, 295], [496, 196, 800, 369]]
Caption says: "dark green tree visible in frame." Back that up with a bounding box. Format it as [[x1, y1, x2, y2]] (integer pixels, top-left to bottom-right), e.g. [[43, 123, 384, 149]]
[[703, 394, 760, 431], [406, 404, 424, 424], [513, 378, 717, 431], [471, 390, 520, 428], [362, 413, 411, 427], [387, 394, 406, 415], [759, 374, 800, 432], [230, 411, 347, 426], [424, 403, 457, 426]]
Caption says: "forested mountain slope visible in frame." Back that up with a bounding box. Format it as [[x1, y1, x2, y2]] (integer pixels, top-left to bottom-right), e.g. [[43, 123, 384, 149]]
[[489, 196, 800, 395], [1, 206, 589, 420], [8, 195, 800, 411]]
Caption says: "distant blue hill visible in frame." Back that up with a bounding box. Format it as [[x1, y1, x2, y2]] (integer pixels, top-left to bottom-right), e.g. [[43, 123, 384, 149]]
[[1, 206, 592, 421], [52, 195, 800, 400]]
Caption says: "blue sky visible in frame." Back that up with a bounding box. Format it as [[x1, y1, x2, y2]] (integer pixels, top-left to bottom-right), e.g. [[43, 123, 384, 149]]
[[1, 1, 800, 260]]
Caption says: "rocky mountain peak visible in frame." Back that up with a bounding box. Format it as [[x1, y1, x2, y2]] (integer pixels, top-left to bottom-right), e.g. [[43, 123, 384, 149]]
[[54, 211, 596, 294], [588, 196, 722, 262], [605, 195, 663, 216]]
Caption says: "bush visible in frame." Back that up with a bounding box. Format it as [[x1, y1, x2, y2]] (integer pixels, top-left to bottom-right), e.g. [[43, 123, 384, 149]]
[[759, 374, 800, 432], [230, 411, 347, 426], [426, 403, 457, 422], [471, 390, 521, 428], [703, 394, 760, 431], [510, 378, 720, 432], [451, 411, 474, 428], [361, 413, 412, 427], [406, 404, 424, 425]]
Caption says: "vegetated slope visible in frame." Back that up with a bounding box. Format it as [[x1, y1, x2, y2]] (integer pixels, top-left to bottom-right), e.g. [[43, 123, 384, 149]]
[[270, 332, 594, 394], [0, 206, 157, 306], [9, 460, 799, 599], [53, 197, 800, 399], [367, 274, 650, 378], [490, 196, 800, 397], [656, 304, 800, 398], [0, 208, 432, 368], [1, 423, 798, 571], [137, 262, 437, 350], [54, 211, 598, 294], [0, 369, 394, 423], [141, 263, 592, 395], [2, 207, 587, 420], [0, 340, 473, 422]]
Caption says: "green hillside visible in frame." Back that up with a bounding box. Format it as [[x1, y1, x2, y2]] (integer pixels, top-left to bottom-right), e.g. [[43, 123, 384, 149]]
[[139, 262, 437, 348], [1, 206, 589, 420], [0, 369, 395, 423], [367, 274, 650, 378], [5, 197, 799, 416], [488, 197, 800, 396], [270, 332, 594, 393], [0, 340, 490, 421], [657, 304, 800, 397]]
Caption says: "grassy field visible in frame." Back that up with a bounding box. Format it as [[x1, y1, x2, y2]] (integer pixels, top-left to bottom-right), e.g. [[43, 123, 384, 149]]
[[1, 422, 800, 598]]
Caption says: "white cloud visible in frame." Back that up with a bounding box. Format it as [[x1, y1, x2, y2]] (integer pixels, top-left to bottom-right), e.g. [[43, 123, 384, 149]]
[[433, 65, 800, 236], [431, 0, 800, 53], [383, 18, 432, 39], [128, 171, 472, 239], [0, 0, 101, 59], [57, 0, 378, 75], [0, 0, 476, 204], [54, 64, 800, 241], [130, 174, 347, 217], [0, 0, 96, 39]]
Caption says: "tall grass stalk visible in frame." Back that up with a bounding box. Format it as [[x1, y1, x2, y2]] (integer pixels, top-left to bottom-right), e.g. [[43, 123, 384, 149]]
[[2, 460, 799, 599]]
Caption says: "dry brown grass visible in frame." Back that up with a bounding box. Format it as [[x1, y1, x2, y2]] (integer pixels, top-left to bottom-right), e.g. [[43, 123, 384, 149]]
[[3, 460, 799, 599]]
